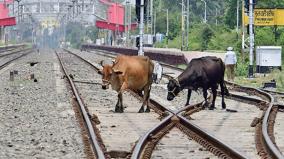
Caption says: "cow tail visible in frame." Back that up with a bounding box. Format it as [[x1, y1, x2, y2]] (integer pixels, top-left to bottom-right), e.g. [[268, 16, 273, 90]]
[[219, 58, 230, 96], [149, 59, 154, 85]]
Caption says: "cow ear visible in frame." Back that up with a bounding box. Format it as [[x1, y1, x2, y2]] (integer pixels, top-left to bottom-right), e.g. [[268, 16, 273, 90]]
[[100, 60, 104, 67], [174, 79, 180, 87], [113, 69, 123, 75], [111, 59, 115, 65]]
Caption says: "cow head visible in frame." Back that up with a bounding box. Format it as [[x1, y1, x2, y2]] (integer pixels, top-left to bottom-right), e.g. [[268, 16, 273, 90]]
[[98, 60, 113, 89], [167, 78, 181, 101], [98, 60, 123, 90]]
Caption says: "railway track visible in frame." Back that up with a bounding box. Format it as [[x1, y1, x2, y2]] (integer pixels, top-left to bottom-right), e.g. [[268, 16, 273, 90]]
[[75, 48, 284, 159], [0, 48, 33, 71], [58, 48, 258, 158]]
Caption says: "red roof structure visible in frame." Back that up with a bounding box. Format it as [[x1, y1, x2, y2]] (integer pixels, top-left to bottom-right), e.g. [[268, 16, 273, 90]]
[[0, 0, 16, 26], [96, 0, 137, 32]]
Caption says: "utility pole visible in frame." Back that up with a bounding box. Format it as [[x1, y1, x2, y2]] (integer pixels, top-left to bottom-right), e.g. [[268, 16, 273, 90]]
[[201, 0, 206, 23], [15, 0, 21, 22], [138, 0, 145, 56], [215, 7, 218, 26], [153, 10, 156, 36], [72, 0, 76, 20], [186, 0, 189, 50], [248, 0, 254, 78], [241, 0, 245, 61], [236, 0, 239, 33], [125, 0, 130, 47], [166, 8, 169, 48], [181, 0, 184, 50], [181, 0, 189, 51]]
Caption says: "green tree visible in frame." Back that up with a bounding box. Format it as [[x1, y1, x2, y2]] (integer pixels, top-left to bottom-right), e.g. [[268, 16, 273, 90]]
[[201, 25, 214, 50]]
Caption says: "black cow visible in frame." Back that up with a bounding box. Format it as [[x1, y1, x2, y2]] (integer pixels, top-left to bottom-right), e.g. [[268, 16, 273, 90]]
[[167, 56, 229, 110]]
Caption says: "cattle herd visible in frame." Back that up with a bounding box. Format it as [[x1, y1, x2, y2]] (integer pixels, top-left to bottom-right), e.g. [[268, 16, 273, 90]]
[[99, 55, 229, 112]]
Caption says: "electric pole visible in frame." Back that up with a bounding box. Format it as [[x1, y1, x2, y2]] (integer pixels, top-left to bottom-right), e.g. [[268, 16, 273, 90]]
[[138, 0, 145, 56], [248, 0, 254, 78]]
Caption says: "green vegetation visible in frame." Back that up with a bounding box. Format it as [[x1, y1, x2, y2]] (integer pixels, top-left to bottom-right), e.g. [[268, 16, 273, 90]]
[[151, 1, 284, 91], [234, 70, 284, 92]]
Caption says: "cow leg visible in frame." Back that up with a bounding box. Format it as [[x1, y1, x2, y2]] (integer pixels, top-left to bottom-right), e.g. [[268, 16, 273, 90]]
[[118, 78, 129, 94], [185, 89, 192, 106], [139, 85, 151, 113], [220, 82, 227, 109], [115, 92, 124, 113], [209, 85, 218, 110], [144, 86, 151, 113], [203, 89, 209, 108]]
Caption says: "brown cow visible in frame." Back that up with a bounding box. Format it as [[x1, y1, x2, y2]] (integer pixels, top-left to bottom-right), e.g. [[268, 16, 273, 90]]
[[98, 55, 154, 113]]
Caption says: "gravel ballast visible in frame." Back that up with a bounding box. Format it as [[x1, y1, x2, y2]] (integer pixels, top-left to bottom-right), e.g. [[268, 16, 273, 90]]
[[0, 50, 86, 158]]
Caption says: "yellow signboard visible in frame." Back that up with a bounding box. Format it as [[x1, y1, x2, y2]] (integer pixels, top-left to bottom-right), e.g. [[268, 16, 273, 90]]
[[41, 18, 59, 28], [244, 9, 284, 26]]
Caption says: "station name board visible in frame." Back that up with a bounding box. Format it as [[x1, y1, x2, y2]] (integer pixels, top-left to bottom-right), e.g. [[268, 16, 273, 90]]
[[244, 9, 284, 26]]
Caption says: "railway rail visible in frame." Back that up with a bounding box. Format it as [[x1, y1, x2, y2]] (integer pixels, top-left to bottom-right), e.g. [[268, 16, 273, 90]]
[[0, 44, 26, 53], [60, 48, 264, 158], [75, 47, 284, 159], [0, 48, 33, 71]]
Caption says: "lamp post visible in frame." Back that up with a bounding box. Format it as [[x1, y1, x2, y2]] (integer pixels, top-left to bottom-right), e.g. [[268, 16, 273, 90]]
[[72, 0, 76, 20], [201, 0, 207, 23], [15, 0, 21, 22], [160, 9, 169, 48], [138, 0, 145, 56]]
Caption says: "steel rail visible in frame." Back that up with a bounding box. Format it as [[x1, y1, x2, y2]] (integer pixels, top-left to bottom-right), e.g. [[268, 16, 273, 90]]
[[87, 47, 284, 158], [0, 48, 30, 58], [66, 48, 250, 159], [0, 49, 33, 70], [177, 114, 247, 159], [55, 51, 106, 159], [261, 89, 284, 96], [131, 114, 173, 159], [226, 82, 284, 158], [262, 94, 284, 159], [226, 81, 284, 158], [0, 44, 26, 53]]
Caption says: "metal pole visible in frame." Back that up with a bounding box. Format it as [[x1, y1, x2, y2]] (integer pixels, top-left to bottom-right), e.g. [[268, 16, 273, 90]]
[[13, 1, 15, 15], [166, 9, 169, 48], [129, 3, 131, 46], [186, 0, 189, 50], [154, 10, 156, 36], [241, 0, 245, 61], [204, 1, 207, 23], [248, 0, 254, 77], [236, 0, 239, 33], [150, 0, 153, 35], [201, 0, 206, 23], [166, 9, 169, 37], [215, 7, 218, 26], [138, 0, 144, 56], [181, 0, 184, 50]]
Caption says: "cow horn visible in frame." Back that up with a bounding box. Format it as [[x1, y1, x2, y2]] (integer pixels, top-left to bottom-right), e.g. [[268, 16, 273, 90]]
[[100, 60, 104, 67], [111, 59, 115, 65], [174, 78, 181, 87]]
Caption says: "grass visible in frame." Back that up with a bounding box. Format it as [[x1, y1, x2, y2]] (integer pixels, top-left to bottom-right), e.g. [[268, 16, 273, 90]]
[[233, 69, 284, 92]]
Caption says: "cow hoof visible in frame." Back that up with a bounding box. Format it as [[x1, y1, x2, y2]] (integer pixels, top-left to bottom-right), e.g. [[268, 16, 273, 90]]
[[115, 109, 124, 113], [222, 103, 226, 109], [138, 109, 144, 113], [203, 103, 209, 108], [209, 106, 215, 110]]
